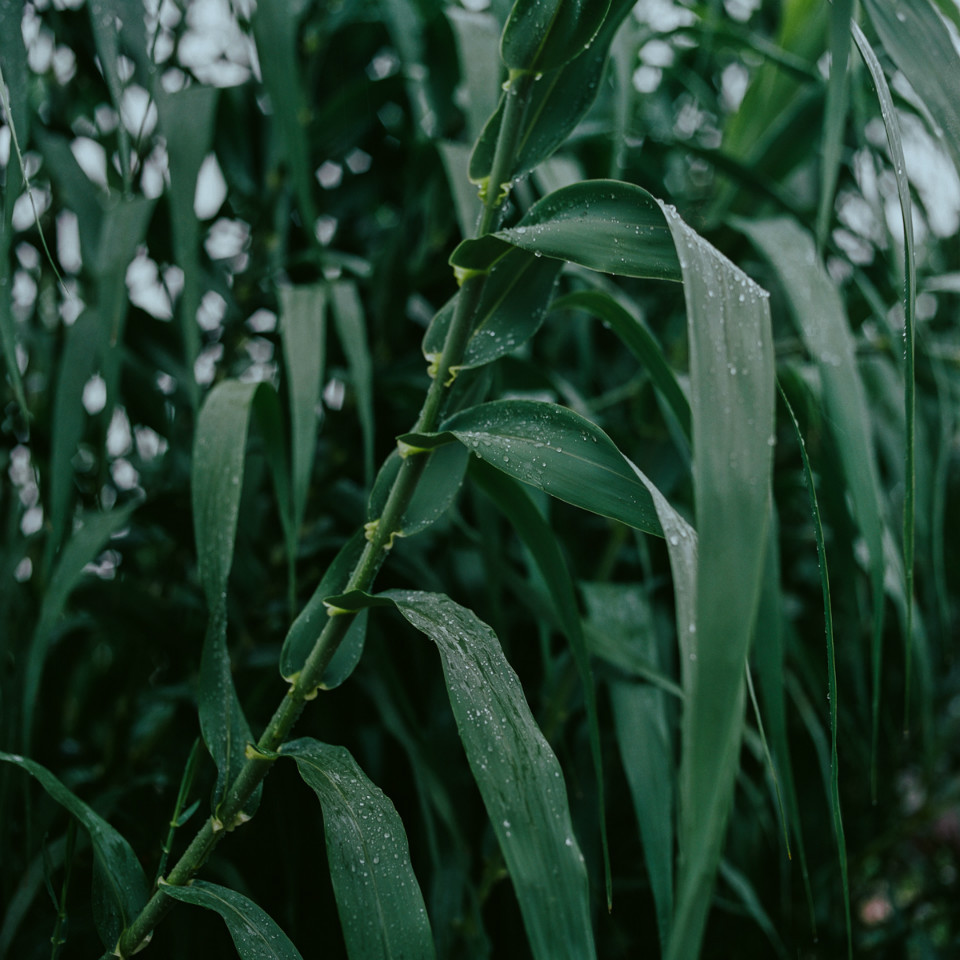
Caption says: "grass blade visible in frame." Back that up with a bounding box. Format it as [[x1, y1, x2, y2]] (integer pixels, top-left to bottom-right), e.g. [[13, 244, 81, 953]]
[[281, 738, 436, 960], [852, 19, 917, 729], [161, 879, 303, 959], [779, 383, 852, 959]]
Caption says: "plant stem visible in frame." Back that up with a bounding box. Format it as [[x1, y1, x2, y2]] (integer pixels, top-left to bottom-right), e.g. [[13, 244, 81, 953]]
[[117, 69, 533, 960]]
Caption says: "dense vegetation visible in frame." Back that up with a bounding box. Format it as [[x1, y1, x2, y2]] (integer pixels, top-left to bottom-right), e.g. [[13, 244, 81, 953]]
[[2, 0, 959, 957]]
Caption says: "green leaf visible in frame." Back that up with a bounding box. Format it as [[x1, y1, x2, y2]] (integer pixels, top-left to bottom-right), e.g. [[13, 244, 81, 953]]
[[738, 216, 886, 790], [0, 752, 149, 950], [494, 180, 681, 281], [861, 0, 960, 174], [549, 289, 691, 441], [405, 398, 663, 536], [193, 380, 291, 811], [161, 880, 303, 959], [279, 283, 328, 539], [280, 738, 435, 960], [470, 0, 635, 184], [659, 202, 775, 960], [470, 459, 612, 908], [155, 84, 220, 411], [852, 19, 917, 730], [362, 591, 597, 960], [425, 249, 562, 372], [24, 504, 138, 751], [368, 444, 470, 538], [500, 0, 611, 74], [446, 7, 502, 143], [280, 532, 368, 687], [330, 281, 375, 486]]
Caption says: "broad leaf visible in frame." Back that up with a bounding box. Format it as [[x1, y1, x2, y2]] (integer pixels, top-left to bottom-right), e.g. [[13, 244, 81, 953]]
[[280, 738, 435, 960], [402, 398, 663, 536], [332, 591, 597, 960], [0, 752, 149, 950], [161, 880, 303, 959]]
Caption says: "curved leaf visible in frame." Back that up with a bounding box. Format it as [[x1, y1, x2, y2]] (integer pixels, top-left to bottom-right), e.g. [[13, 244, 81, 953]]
[[500, 0, 611, 74], [494, 180, 681, 281], [340, 591, 596, 960], [161, 880, 303, 960], [0, 752, 149, 950], [403, 398, 663, 536], [280, 738, 435, 960]]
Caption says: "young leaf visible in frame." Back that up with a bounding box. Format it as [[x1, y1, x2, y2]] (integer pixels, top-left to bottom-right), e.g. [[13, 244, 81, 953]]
[[280, 738, 436, 960], [424, 249, 562, 372], [161, 880, 303, 960], [402, 398, 663, 536], [368, 444, 470, 539], [333, 591, 597, 960], [500, 0, 611, 75], [0, 752, 149, 950], [279, 532, 368, 687]]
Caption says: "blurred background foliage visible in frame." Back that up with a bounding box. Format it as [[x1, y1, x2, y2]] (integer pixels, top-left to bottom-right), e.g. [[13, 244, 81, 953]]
[[1, 0, 959, 956]]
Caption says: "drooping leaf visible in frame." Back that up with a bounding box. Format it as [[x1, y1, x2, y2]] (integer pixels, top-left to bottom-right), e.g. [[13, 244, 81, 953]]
[[330, 281, 375, 486], [280, 738, 435, 960], [401, 398, 663, 537], [500, 0, 611, 75], [161, 880, 303, 960], [279, 532, 368, 687], [24, 504, 138, 751], [861, 0, 960, 173], [0, 752, 149, 950], [470, 459, 612, 907], [424, 249, 562, 372], [331, 591, 597, 960]]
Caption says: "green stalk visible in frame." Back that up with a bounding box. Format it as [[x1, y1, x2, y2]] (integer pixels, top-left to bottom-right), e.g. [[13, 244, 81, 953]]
[[116, 70, 533, 960]]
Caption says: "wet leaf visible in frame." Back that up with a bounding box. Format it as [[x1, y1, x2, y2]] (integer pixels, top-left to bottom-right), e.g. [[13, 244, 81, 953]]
[[500, 0, 611, 74], [281, 738, 435, 960]]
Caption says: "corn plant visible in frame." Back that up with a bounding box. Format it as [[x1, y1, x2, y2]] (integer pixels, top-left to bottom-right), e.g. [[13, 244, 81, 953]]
[[2, 0, 959, 957]]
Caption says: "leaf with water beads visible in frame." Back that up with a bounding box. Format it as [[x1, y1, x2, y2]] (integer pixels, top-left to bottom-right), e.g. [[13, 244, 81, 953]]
[[161, 880, 304, 959], [500, 0, 611, 74], [400, 398, 663, 537], [281, 738, 435, 960], [322, 591, 597, 960]]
